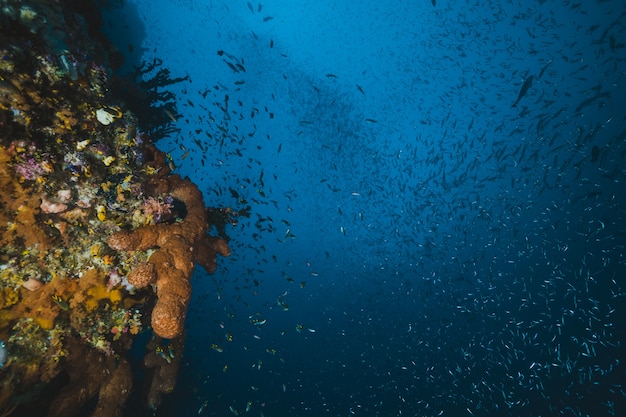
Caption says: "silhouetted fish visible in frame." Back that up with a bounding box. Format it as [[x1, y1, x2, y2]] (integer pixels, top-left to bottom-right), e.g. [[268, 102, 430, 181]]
[[538, 60, 552, 79], [591, 145, 600, 163], [512, 75, 534, 108]]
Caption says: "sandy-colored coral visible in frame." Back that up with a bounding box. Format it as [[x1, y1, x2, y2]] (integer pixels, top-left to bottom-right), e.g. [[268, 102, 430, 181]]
[[108, 173, 230, 338]]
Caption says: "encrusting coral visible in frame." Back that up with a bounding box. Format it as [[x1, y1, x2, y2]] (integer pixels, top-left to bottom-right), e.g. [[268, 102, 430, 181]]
[[0, 1, 233, 415], [107, 170, 231, 339]]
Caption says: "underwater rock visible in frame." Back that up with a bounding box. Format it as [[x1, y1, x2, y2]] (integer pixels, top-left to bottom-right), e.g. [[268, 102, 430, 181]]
[[143, 330, 186, 410]]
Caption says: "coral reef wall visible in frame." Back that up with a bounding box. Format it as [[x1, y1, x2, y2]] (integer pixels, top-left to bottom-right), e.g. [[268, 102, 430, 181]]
[[0, 1, 229, 415]]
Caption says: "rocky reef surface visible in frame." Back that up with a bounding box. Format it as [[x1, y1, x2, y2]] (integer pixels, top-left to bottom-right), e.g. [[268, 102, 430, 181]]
[[0, 1, 230, 415]]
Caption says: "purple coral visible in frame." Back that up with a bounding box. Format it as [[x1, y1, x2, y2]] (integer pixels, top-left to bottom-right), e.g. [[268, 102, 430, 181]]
[[142, 196, 173, 223], [13, 156, 49, 181]]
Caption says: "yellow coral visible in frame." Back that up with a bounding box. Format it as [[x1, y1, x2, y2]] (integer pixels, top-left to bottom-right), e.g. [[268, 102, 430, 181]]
[[84, 298, 99, 312], [55, 108, 78, 131], [0, 287, 20, 309], [96, 205, 107, 221], [35, 317, 55, 330], [109, 289, 122, 305], [90, 243, 103, 257], [85, 285, 122, 312]]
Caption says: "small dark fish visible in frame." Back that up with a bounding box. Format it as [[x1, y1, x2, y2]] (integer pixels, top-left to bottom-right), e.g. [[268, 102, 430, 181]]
[[326, 73, 337, 78], [365, 118, 378, 123], [263, 16, 274, 22], [270, 39, 274, 48], [591, 145, 600, 163], [610, 35, 616, 53], [431, 0, 436, 6], [247, 2, 254, 13], [512, 75, 534, 108], [538, 60, 552, 79], [356, 84, 365, 95], [224, 61, 239, 72]]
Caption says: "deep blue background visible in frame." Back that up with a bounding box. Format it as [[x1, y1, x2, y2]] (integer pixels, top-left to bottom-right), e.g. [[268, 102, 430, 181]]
[[102, 1, 626, 416]]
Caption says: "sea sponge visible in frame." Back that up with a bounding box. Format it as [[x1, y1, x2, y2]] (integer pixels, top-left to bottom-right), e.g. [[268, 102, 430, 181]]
[[194, 234, 231, 274], [107, 174, 230, 339], [126, 263, 156, 289]]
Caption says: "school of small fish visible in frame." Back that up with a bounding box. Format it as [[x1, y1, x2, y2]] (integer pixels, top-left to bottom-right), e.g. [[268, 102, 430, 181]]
[[113, 0, 626, 416]]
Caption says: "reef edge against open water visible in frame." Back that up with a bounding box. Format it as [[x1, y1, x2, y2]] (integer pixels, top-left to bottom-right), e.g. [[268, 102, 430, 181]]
[[0, 1, 229, 415]]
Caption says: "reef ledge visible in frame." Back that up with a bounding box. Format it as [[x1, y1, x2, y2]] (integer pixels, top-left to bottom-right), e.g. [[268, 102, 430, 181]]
[[0, 1, 230, 415]]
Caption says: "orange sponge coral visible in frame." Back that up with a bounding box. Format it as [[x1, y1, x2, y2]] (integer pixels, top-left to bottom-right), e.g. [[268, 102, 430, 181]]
[[194, 234, 232, 273], [107, 175, 229, 339], [127, 263, 157, 289]]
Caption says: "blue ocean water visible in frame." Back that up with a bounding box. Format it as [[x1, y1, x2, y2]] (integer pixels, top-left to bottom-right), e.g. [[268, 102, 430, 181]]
[[102, 1, 626, 416]]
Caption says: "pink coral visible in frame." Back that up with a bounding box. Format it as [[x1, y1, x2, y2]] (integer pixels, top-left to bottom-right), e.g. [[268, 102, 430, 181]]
[[141, 196, 173, 223], [13, 155, 49, 181], [40, 197, 68, 214]]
